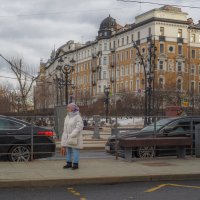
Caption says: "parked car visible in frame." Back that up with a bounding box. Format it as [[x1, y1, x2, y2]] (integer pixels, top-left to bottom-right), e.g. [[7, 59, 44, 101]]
[[0, 116, 56, 162], [105, 116, 200, 158]]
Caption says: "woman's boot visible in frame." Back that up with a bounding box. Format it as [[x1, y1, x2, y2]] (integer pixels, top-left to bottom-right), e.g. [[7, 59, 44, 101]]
[[63, 162, 72, 169], [72, 163, 79, 170]]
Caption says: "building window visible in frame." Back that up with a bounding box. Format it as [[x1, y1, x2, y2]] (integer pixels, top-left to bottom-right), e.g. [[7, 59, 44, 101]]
[[177, 62, 182, 72], [159, 60, 164, 70], [192, 49, 196, 59], [199, 82, 200, 93], [126, 36, 129, 44], [178, 45, 182, 55], [122, 38, 124, 46], [160, 27, 164, 36], [135, 63, 140, 73], [121, 66, 125, 76], [160, 43, 164, 53], [191, 64, 196, 75], [198, 65, 200, 76], [130, 64, 134, 74], [121, 52, 124, 61], [191, 34, 195, 42], [103, 56, 107, 65], [191, 81, 195, 92], [130, 80, 133, 91], [177, 79, 182, 91], [138, 31, 140, 40], [125, 66, 129, 75], [103, 71, 106, 79], [104, 43, 107, 51], [125, 51, 129, 60], [178, 29, 182, 38], [113, 41, 116, 48], [99, 44, 102, 50], [159, 78, 163, 88], [136, 79, 140, 90], [131, 34, 134, 41], [148, 27, 151, 36], [130, 49, 134, 59]]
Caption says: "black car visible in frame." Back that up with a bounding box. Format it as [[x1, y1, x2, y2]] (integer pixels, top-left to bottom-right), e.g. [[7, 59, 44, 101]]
[[105, 116, 200, 158], [0, 116, 56, 162]]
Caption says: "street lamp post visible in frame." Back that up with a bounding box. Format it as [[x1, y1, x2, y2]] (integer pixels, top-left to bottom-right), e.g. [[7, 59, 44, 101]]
[[56, 57, 75, 105], [110, 47, 118, 126], [104, 87, 110, 123], [133, 37, 156, 126]]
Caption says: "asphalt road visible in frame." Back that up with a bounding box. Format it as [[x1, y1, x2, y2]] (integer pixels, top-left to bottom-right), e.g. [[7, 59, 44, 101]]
[[0, 180, 200, 200]]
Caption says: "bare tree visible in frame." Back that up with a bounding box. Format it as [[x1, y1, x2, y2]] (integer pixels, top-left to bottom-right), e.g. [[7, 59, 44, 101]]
[[0, 55, 39, 112]]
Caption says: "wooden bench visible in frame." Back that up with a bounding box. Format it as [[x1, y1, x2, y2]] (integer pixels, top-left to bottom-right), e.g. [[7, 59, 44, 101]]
[[117, 137, 192, 161]]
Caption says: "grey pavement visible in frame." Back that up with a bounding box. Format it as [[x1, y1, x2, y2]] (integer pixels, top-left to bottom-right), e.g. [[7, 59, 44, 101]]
[[0, 157, 200, 188], [1, 129, 200, 188]]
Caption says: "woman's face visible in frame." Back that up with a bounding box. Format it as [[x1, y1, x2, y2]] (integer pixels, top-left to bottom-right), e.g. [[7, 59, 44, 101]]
[[67, 106, 73, 112]]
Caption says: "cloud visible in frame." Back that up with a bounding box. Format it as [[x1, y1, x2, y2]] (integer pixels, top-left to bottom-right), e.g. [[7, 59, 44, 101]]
[[0, 0, 199, 87]]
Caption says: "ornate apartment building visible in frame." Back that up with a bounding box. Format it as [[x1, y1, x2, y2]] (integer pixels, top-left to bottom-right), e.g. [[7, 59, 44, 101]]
[[35, 5, 200, 109]]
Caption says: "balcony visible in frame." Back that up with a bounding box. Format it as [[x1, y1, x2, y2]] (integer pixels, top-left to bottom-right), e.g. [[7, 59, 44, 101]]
[[159, 36, 166, 42], [177, 37, 183, 44], [110, 48, 116, 53]]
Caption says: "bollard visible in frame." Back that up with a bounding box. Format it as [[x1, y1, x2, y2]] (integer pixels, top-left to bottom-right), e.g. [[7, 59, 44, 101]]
[[111, 128, 119, 136], [92, 115, 101, 139], [195, 124, 200, 157]]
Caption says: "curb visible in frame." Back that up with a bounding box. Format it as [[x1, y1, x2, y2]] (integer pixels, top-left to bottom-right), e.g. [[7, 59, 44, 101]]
[[1, 174, 200, 188]]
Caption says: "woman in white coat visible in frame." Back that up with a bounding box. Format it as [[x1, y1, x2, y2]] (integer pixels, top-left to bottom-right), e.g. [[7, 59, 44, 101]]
[[61, 103, 83, 170]]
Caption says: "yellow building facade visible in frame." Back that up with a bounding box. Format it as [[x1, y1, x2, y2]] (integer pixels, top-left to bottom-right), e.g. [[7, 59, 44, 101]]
[[38, 5, 200, 108]]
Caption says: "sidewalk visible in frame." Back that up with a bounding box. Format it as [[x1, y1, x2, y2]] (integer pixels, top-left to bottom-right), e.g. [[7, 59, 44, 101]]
[[1, 129, 200, 188], [0, 157, 200, 188]]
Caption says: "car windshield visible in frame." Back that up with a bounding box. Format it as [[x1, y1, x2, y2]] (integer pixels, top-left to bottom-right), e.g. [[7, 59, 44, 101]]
[[140, 118, 175, 132]]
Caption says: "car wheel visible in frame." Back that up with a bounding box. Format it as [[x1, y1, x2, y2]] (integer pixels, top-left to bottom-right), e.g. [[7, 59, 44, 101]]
[[137, 146, 155, 158], [8, 145, 31, 162]]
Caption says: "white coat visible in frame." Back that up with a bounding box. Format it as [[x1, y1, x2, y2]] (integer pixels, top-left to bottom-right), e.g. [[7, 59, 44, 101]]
[[61, 112, 84, 149]]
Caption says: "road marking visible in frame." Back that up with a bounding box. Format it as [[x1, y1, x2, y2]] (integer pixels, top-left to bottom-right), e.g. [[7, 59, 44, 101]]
[[67, 187, 87, 199], [145, 183, 200, 192], [145, 184, 167, 192]]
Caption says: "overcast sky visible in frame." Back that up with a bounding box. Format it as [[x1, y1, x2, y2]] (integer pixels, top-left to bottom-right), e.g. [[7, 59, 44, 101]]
[[0, 0, 199, 86]]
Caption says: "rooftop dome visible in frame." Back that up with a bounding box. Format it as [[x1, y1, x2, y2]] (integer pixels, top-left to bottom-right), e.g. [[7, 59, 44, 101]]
[[99, 15, 117, 30]]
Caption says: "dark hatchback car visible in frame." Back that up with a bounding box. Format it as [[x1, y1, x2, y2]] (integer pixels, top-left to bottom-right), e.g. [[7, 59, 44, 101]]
[[105, 116, 200, 158], [0, 116, 56, 162]]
